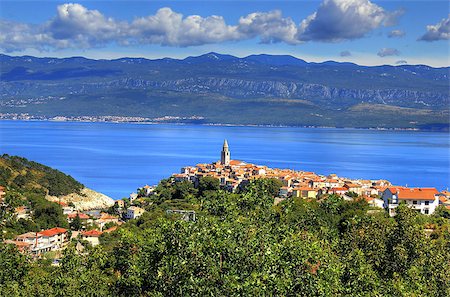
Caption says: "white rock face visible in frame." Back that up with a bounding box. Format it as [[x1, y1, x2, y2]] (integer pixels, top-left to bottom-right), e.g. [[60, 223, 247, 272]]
[[46, 188, 115, 211]]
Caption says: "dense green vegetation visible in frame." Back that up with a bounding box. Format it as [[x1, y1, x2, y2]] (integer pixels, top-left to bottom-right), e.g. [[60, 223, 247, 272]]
[[0, 154, 83, 196], [1, 177, 449, 296], [0, 155, 78, 238]]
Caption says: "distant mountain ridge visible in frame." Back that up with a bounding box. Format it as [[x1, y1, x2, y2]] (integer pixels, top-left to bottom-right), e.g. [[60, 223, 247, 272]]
[[0, 52, 448, 129]]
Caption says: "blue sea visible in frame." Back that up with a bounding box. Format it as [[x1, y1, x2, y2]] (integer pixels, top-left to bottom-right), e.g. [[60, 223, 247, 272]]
[[0, 120, 449, 199]]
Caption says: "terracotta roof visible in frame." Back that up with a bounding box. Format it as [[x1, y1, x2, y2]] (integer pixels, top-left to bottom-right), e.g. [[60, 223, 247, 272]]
[[4, 240, 31, 247], [68, 212, 90, 219], [82, 230, 103, 237], [344, 183, 361, 188], [103, 226, 117, 233], [17, 232, 42, 239], [38, 227, 67, 237], [99, 214, 118, 220], [294, 187, 317, 191], [389, 187, 439, 201], [441, 190, 450, 197], [331, 187, 348, 191]]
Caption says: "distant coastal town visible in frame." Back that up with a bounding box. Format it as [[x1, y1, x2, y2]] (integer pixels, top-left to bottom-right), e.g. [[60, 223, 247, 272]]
[[0, 112, 205, 124], [0, 113, 426, 130]]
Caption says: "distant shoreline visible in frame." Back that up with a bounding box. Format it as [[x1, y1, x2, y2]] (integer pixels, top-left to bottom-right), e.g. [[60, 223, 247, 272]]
[[1, 118, 448, 132]]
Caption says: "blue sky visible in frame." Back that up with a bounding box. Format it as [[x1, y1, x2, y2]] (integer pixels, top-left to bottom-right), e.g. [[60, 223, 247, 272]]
[[0, 0, 448, 66]]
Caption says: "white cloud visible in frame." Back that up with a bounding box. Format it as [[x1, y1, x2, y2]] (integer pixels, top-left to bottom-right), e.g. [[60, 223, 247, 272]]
[[377, 48, 400, 57], [0, 1, 403, 52], [297, 0, 402, 42], [395, 60, 407, 65], [388, 29, 405, 38], [237, 10, 300, 44], [418, 15, 450, 41], [129, 8, 240, 47]]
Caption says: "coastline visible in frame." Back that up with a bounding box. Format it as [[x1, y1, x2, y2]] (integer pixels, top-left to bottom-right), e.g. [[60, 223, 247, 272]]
[[1, 117, 446, 132]]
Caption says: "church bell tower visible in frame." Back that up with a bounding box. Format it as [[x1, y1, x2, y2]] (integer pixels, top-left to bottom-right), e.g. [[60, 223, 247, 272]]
[[220, 139, 230, 165]]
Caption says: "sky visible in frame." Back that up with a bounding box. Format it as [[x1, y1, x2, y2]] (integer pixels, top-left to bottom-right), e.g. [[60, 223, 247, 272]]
[[0, 0, 449, 66]]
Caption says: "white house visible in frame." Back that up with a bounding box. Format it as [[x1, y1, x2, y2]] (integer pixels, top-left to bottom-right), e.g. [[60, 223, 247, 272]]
[[126, 206, 145, 219], [382, 187, 439, 216], [38, 227, 69, 250]]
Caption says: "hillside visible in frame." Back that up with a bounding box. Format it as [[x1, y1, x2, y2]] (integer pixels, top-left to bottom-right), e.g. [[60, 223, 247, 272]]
[[0, 53, 448, 130], [0, 154, 114, 227], [1, 177, 449, 295]]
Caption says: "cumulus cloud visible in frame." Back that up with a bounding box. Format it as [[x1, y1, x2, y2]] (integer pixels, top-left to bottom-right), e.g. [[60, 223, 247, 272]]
[[377, 48, 400, 57], [129, 8, 240, 46], [388, 29, 405, 38], [0, 1, 402, 52], [340, 50, 352, 57], [297, 0, 402, 42], [395, 60, 407, 65], [237, 10, 300, 44], [418, 15, 450, 41], [47, 3, 124, 46]]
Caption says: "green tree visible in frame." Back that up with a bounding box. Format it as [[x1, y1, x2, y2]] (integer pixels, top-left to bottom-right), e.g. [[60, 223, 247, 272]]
[[198, 176, 220, 195], [70, 214, 83, 231]]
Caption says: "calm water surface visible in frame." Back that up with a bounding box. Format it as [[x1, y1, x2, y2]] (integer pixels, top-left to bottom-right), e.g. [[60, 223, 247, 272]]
[[1, 121, 449, 199]]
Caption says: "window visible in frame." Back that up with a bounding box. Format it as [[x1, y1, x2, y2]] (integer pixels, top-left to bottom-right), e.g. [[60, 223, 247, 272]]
[[424, 209, 429, 214], [412, 200, 418, 205], [425, 201, 429, 206]]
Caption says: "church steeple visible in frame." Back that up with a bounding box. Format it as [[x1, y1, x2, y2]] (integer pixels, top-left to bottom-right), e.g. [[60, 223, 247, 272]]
[[221, 139, 230, 165]]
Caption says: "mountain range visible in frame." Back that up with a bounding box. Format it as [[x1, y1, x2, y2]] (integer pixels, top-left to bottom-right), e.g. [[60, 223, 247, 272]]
[[0, 52, 448, 130]]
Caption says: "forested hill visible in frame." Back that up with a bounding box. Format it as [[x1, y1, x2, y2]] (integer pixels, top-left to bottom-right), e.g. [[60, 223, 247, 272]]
[[1, 53, 449, 129], [0, 154, 83, 196], [1, 177, 449, 295]]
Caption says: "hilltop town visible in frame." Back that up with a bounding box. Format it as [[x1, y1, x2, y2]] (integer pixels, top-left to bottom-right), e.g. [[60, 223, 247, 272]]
[[171, 140, 450, 216]]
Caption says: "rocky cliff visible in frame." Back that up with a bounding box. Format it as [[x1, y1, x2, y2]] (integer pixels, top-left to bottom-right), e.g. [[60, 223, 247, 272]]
[[46, 187, 115, 211]]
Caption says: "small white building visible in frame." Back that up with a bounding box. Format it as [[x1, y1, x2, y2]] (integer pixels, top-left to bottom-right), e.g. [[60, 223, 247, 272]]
[[382, 187, 440, 216], [126, 206, 145, 219], [81, 230, 103, 246]]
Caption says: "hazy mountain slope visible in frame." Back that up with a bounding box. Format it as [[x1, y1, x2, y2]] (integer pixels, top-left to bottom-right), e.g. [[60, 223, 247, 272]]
[[0, 53, 448, 129]]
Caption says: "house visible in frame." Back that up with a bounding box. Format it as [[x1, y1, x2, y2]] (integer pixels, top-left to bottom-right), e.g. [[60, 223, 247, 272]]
[[115, 200, 125, 208], [67, 212, 91, 228], [382, 187, 440, 216], [129, 192, 138, 203], [4, 240, 32, 253], [95, 213, 119, 230], [0, 186, 6, 203], [278, 186, 291, 197], [14, 206, 30, 220], [15, 232, 52, 255], [126, 206, 145, 219], [293, 187, 321, 199], [364, 196, 384, 208], [343, 183, 363, 195], [81, 230, 103, 246], [38, 227, 69, 250], [330, 187, 348, 196], [142, 185, 155, 196]]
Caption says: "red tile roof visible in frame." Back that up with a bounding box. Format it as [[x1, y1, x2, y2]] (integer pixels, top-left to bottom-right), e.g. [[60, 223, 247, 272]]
[[103, 226, 117, 233], [38, 227, 67, 237], [389, 187, 439, 201], [82, 230, 103, 237], [68, 212, 90, 219]]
